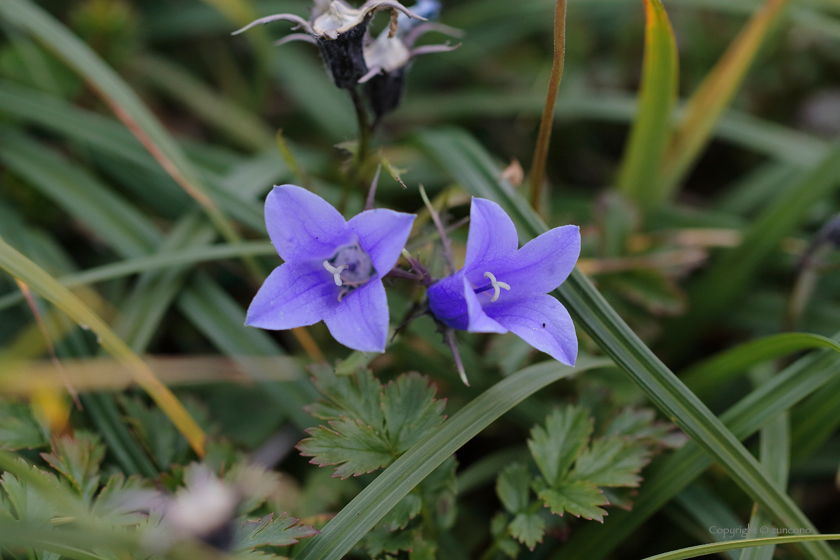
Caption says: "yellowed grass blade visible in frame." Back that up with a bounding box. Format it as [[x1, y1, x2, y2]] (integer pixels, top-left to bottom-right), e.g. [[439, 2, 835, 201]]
[[660, 0, 790, 195], [0, 355, 304, 396], [0, 237, 207, 457]]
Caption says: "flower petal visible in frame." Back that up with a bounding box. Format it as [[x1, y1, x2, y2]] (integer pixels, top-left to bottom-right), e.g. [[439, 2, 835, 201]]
[[464, 198, 519, 272], [468, 225, 580, 296], [427, 273, 505, 333], [245, 262, 334, 330], [265, 185, 353, 262], [323, 278, 389, 352], [484, 294, 577, 366], [348, 209, 416, 275]]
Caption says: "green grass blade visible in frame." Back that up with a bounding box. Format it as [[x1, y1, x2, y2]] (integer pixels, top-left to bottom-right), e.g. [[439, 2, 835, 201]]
[[666, 137, 840, 350], [558, 339, 840, 560], [681, 333, 840, 399], [641, 535, 840, 560], [132, 54, 274, 152], [616, 0, 678, 212], [0, 0, 244, 248], [294, 358, 612, 560], [399, 92, 827, 169], [660, 0, 790, 195], [415, 126, 838, 560]]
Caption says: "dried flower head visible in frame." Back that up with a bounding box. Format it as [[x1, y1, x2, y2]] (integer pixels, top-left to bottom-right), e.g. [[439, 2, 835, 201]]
[[233, 0, 426, 88]]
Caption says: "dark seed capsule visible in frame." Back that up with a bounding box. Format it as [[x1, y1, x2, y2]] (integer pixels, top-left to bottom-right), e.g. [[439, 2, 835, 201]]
[[364, 66, 408, 120], [316, 17, 372, 89]]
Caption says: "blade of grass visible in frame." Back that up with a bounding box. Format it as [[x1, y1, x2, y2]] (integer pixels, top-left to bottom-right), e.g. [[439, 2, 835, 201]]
[[738, 410, 789, 560], [0, 238, 206, 456], [659, 0, 791, 196], [665, 137, 840, 352], [528, 0, 567, 211], [0, 0, 247, 259], [0, 241, 275, 312], [640, 535, 840, 560], [294, 358, 613, 560], [558, 336, 840, 560], [399, 91, 827, 169], [132, 54, 274, 152], [681, 332, 840, 399], [415, 126, 838, 560], [616, 0, 678, 213]]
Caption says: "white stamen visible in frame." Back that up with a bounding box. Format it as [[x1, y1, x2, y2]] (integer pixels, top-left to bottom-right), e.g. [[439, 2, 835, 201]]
[[324, 261, 349, 286], [483, 271, 510, 303]]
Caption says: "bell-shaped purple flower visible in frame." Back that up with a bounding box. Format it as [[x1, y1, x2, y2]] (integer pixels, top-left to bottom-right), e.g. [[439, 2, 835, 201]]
[[427, 198, 580, 365], [246, 185, 415, 352]]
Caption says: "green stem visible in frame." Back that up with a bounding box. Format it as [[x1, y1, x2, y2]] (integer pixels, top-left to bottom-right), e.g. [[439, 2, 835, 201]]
[[341, 87, 373, 212]]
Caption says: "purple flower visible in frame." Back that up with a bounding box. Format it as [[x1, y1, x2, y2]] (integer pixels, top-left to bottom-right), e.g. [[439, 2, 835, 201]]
[[246, 185, 415, 352], [427, 198, 580, 365]]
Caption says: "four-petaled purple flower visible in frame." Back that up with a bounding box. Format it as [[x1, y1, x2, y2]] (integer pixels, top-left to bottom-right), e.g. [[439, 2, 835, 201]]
[[246, 185, 415, 352], [427, 198, 581, 366]]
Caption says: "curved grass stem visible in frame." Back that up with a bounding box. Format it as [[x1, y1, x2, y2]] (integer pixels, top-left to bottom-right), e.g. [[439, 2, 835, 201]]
[[528, 0, 567, 212]]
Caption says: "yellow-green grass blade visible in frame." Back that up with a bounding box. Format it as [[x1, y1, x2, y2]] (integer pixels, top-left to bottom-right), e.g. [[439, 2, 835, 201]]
[[0, 242, 275, 313], [0, 239, 206, 456], [660, 0, 790, 197], [616, 0, 678, 213], [415, 126, 837, 560], [641, 535, 840, 560], [0, 0, 243, 250]]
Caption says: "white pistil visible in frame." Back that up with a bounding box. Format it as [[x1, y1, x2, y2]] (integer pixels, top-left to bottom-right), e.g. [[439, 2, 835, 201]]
[[324, 261, 349, 286], [483, 271, 510, 303]]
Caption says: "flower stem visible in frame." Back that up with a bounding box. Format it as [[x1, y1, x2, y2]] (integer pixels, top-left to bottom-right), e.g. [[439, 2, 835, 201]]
[[350, 86, 371, 170], [340, 87, 373, 212], [529, 0, 567, 212]]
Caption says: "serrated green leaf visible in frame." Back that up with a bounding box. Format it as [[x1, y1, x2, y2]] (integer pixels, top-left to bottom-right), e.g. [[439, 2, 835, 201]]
[[231, 513, 319, 552], [303, 372, 449, 478], [409, 539, 436, 560], [118, 395, 181, 470], [297, 419, 392, 479], [527, 406, 592, 486], [496, 463, 531, 514], [91, 473, 154, 526], [0, 402, 48, 450], [571, 437, 651, 488], [498, 537, 521, 559], [509, 512, 545, 551], [382, 373, 446, 454], [365, 527, 422, 558], [306, 367, 384, 428], [0, 465, 60, 525], [376, 493, 423, 532], [41, 432, 104, 503], [606, 407, 684, 449], [491, 512, 511, 539], [538, 481, 608, 522]]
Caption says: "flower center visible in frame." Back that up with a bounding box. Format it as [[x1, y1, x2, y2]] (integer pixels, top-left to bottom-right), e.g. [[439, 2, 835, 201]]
[[323, 242, 375, 300], [475, 271, 510, 303], [323, 261, 349, 286]]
